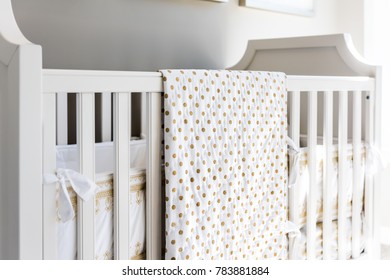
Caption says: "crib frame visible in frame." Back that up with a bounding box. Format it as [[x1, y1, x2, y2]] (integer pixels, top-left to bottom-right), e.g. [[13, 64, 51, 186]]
[[0, 0, 382, 260]]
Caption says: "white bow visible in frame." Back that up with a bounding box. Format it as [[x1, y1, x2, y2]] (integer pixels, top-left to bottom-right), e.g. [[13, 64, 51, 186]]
[[44, 168, 98, 222], [287, 136, 301, 188], [284, 220, 302, 259]]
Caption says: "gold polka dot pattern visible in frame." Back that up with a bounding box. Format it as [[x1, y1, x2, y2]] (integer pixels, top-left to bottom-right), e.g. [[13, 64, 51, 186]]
[[161, 70, 288, 260]]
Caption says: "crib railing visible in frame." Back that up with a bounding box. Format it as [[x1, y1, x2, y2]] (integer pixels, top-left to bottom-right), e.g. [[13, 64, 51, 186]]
[[42, 70, 163, 260], [287, 76, 376, 260], [42, 70, 377, 260]]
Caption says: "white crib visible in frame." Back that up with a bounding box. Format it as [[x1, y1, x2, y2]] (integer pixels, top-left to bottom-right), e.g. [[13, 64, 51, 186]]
[[0, 1, 382, 260]]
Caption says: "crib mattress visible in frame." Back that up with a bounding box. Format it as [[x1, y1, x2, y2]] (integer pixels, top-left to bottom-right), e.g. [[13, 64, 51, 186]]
[[292, 217, 365, 260], [56, 169, 146, 260], [293, 144, 366, 227]]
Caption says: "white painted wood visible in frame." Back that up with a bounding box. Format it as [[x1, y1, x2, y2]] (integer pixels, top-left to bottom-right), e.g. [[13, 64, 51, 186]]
[[306, 91, 317, 260], [286, 76, 375, 92], [240, 0, 315, 17], [0, 0, 43, 260], [56, 93, 68, 145], [101, 92, 112, 142], [43, 70, 163, 93], [113, 93, 131, 260], [365, 90, 375, 258], [77, 93, 95, 260], [372, 69, 382, 259], [42, 94, 57, 260], [229, 34, 378, 78], [352, 91, 362, 259], [141, 92, 146, 139], [288, 90, 300, 259], [146, 92, 162, 260], [322, 91, 333, 260], [338, 91, 348, 260], [8, 46, 43, 259]]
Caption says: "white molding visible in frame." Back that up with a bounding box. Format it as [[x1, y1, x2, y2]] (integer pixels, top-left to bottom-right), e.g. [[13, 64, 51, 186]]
[[240, 0, 315, 17]]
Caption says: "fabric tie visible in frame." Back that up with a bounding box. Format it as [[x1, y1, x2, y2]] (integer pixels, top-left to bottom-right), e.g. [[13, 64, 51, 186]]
[[284, 220, 302, 259], [44, 168, 97, 222], [287, 136, 301, 188]]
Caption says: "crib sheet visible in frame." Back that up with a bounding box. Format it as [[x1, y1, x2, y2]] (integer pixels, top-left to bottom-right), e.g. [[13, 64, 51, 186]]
[[56, 139, 146, 173], [56, 170, 146, 260], [293, 217, 365, 259], [162, 70, 288, 260], [293, 144, 366, 227]]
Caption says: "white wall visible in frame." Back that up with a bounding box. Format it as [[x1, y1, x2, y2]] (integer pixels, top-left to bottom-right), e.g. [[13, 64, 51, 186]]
[[11, 0, 364, 71]]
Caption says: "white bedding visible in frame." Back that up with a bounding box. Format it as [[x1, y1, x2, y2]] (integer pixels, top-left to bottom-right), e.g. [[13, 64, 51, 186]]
[[56, 139, 147, 260], [293, 217, 365, 259], [56, 139, 146, 173], [293, 144, 366, 227]]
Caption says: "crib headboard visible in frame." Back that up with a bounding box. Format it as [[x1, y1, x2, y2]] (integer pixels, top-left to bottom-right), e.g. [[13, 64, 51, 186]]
[[230, 33, 381, 151], [230, 34, 378, 77], [231, 33, 381, 155]]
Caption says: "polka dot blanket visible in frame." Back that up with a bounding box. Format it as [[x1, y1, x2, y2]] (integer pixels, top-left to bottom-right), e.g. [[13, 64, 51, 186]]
[[161, 70, 288, 260]]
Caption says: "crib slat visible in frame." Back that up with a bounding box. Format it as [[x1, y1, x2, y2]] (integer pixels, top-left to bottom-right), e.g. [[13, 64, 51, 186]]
[[364, 91, 375, 258], [101, 92, 112, 142], [146, 92, 162, 260], [352, 91, 362, 258], [141, 92, 147, 139], [307, 91, 317, 260], [43, 94, 58, 259], [288, 91, 300, 259], [77, 93, 96, 260], [338, 91, 348, 259], [56, 92, 68, 145], [113, 93, 131, 260], [322, 91, 333, 260]]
